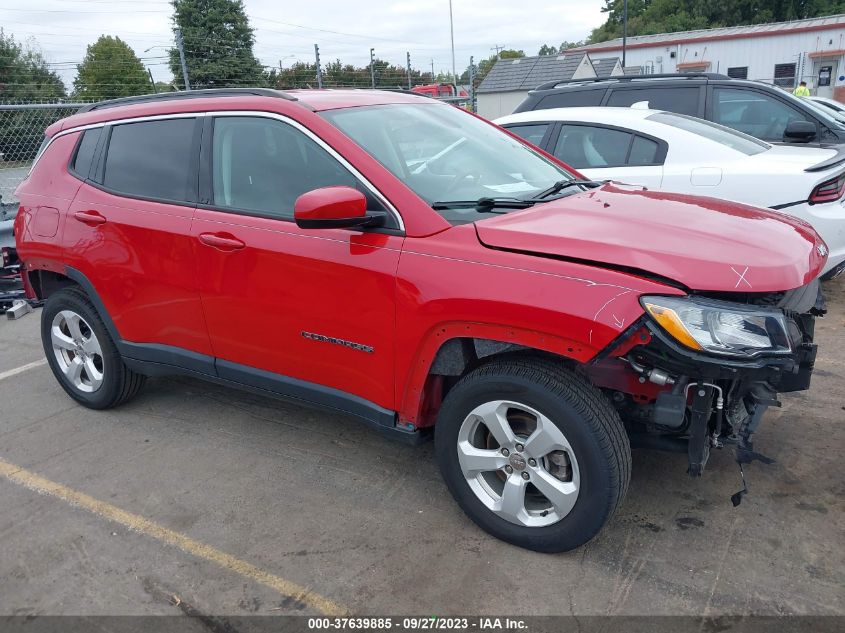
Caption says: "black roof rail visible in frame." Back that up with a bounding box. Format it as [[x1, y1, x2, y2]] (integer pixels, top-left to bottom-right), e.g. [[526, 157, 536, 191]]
[[78, 88, 298, 113], [533, 72, 731, 91]]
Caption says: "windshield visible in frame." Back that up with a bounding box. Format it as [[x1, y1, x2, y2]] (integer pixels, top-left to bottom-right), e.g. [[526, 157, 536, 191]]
[[646, 111, 770, 155], [321, 103, 573, 223]]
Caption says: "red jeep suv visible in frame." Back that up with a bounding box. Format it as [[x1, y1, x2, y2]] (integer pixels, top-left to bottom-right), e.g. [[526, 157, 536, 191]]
[[15, 89, 826, 552]]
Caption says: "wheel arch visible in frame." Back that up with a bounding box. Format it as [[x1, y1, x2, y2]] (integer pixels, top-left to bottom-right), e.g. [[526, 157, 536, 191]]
[[398, 322, 600, 430]]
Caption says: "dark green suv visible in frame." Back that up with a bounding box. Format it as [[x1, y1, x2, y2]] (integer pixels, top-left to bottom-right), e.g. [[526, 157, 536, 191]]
[[514, 73, 845, 146]]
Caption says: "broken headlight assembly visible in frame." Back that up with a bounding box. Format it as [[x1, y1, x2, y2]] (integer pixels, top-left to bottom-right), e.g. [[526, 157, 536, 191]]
[[640, 295, 792, 358]]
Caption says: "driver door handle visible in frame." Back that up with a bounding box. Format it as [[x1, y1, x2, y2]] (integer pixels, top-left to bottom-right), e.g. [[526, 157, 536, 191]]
[[198, 232, 246, 251]]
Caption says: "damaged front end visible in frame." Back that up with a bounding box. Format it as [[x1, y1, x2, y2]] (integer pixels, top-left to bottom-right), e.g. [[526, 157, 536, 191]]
[[587, 279, 825, 503]]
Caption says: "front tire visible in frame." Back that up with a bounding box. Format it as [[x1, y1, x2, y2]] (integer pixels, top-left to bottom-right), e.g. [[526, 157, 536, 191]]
[[41, 287, 145, 409], [434, 356, 630, 552]]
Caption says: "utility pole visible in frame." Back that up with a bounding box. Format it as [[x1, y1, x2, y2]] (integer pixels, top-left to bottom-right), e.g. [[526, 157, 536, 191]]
[[406, 51, 412, 90], [315, 44, 323, 89], [448, 0, 457, 85], [430, 58, 435, 81], [148, 68, 157, 93], [370, 48, 376, 88], [175, 28, 190, 90], [622, 0, 628, 67], [468, 56, 476, 112]]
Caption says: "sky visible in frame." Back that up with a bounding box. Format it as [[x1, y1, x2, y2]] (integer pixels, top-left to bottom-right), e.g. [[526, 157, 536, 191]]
[[1, 0, 608, 87]]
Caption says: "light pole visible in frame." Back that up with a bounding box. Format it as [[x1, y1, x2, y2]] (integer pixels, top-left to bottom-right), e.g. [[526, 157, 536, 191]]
[[449, 0, 457, 85], [370, 48, 376, 88]]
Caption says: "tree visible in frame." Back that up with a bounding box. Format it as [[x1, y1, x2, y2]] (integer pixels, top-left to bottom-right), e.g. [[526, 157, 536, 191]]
[[0, 31, 67, 162], [169, 0, 265, 89], [588, 0, 845, 43], [0, 30, 65, 101], [73, 36, 152, 101], [538, 44, 558, 56]]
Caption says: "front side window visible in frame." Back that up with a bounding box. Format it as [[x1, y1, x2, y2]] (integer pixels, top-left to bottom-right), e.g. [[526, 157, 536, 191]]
[[322, 103, 571, 223], [606, 86, 700, 116], [210, 116, 358, 220], [553, 125, 632, 168], [103, 118, 196, 202], [712, 87, 805, 141]]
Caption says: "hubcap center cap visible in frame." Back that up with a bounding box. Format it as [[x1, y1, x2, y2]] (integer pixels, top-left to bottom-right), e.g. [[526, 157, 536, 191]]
[[508, 452, 526, 471]]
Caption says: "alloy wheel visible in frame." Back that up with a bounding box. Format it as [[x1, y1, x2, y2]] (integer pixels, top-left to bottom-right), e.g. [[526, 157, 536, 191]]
[[50, 309, 104, 393], [456, 399, 580, 527]]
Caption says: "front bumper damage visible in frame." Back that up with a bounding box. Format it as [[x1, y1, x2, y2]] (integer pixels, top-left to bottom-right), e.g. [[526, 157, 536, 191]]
[[588, 279, 825, 503]]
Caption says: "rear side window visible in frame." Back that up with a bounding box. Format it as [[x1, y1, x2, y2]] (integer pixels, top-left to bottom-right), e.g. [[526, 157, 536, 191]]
[[607, 86, 700, 116], [554, 125, 632, 168], [628, 136, 660, 165], [504, 123, 550, 146], [103, 118, 196, 202], [535, 89, 606, 109], [70, 128, 101, 179]]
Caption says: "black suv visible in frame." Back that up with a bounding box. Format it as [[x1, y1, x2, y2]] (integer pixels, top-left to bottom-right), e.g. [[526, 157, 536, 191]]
[[514, 73, 845, 146]]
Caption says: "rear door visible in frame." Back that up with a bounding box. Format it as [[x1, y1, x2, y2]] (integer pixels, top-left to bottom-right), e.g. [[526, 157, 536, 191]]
[[544, 123, 665, 188], [191, 113, 403, 415], [64, 115, 212, 359]]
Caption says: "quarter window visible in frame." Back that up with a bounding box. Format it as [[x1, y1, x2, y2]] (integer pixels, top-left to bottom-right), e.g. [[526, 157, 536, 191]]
[[71, 128, 101, 179], [606, 86, 700, 116], [211, 116, 359, 220], [103, 118, 196, 202], [712, 88, 806, 141], [504, 123, 550, 146]]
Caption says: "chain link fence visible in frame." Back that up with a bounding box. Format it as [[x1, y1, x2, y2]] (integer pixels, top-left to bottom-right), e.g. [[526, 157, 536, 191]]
[[0, 102, 90, 207]]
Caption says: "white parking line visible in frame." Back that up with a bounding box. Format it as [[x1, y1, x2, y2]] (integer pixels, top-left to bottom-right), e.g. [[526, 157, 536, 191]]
[[0, 359, 47, 382]]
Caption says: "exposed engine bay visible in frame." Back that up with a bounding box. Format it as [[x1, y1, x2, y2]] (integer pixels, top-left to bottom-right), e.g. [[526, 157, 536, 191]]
[[587, 279, 825, 504]]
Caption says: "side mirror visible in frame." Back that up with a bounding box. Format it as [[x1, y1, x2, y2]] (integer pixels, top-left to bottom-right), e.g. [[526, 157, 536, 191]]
[[783, 120, 817, 142], [294, 186, 383, 229]]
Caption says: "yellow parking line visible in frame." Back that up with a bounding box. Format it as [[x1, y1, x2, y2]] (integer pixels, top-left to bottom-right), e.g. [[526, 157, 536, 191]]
[[0, 458, 347, 616], [0, 359, 47, 382]]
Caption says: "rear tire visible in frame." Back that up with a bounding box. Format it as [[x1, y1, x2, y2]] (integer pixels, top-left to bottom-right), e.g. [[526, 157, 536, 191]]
[[41, 287, 145, 409], [434, 356, 630, 552]]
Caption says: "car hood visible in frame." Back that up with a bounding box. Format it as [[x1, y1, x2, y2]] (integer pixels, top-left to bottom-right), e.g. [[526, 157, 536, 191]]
[[474, 182, 827, 292]]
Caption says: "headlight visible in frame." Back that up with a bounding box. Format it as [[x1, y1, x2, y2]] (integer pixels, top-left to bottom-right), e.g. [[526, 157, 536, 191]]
[[641, 295, 792, 357]]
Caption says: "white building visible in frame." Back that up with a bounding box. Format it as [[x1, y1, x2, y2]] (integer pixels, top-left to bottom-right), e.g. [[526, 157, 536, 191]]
[[571, 14, 845, 100]]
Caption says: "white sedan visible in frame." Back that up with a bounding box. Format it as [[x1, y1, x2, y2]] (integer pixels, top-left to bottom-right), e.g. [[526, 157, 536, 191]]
[[496, 107, 845, 278]]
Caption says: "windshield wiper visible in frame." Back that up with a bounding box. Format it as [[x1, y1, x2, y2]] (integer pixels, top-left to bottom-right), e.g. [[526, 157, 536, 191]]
[[431, 197, 536, 211], [531, 179, 601, 200]]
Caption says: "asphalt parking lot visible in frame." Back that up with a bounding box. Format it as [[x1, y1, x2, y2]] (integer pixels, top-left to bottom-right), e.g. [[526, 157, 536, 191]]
[[0, 278, 843, 618]]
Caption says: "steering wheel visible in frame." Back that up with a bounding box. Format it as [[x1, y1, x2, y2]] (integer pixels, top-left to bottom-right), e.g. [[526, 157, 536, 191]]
[[444, 169, 480, 195]]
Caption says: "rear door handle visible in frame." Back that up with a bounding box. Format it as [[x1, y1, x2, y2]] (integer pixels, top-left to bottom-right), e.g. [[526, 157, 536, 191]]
[[73, 210, 107, 226], [198, 232, 246, 251]]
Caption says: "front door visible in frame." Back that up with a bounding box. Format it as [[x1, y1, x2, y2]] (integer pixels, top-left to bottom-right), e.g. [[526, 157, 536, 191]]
[[814, 59, 838, 99], [191, 114, 403, 415]]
